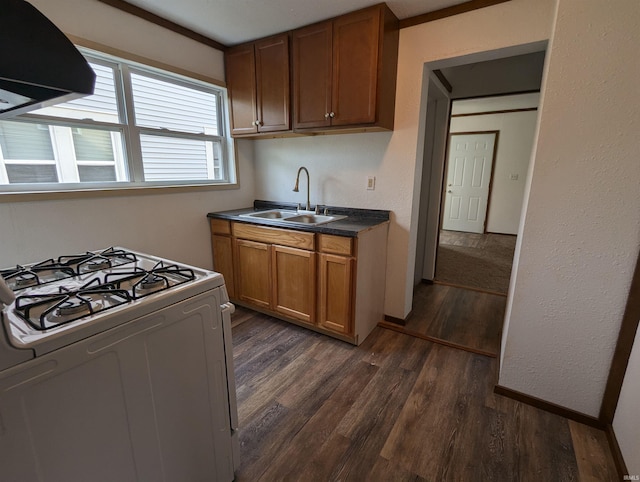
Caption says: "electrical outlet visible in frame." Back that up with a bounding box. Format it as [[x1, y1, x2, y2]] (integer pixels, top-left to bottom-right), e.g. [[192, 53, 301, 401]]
[[367, 176, 376, 190]]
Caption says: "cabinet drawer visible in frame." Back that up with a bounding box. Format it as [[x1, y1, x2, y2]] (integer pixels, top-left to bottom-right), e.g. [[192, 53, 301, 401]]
[[210, 219, 231, 235], [318, 234, 353, 256], [233, 222, 315, 250]]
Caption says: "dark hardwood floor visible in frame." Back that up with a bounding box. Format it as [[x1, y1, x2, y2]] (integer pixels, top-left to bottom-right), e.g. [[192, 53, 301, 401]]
[[230, 307, 618, 481], [389, 282, 506, 357]]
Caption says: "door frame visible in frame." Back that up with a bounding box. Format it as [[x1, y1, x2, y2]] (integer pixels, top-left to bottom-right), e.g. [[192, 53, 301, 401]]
[[439, 130, 500, 235]]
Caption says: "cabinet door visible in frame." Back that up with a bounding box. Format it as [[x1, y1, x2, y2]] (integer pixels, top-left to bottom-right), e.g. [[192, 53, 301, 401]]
[[332, 8, 380, 126], [318, 253, 354, 335], [211, 234, 235, 299], [235, 239, 271, 308], [292, 21, 333, 129], [255, 34, 290, 132], [271, 245, 316, 324], [226, 44, 258, 136]]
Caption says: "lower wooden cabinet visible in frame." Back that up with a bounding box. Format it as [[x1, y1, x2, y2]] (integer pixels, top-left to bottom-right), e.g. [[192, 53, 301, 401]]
[[209, 218, 388, 345], [318, 253, 353, 334], [211, 234, 235, 298], [235, 239, 271, 308], [272, 245, 316, 324]]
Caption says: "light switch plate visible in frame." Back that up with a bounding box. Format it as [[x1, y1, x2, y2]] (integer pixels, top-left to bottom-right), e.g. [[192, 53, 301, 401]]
[[367, 176, 376, 190]]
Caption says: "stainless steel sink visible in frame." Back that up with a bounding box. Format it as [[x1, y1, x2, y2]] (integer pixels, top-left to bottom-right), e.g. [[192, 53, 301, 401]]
[[282, 214, 346, 225], [239, 209, 346, 226], [239, 209, 297, 220]]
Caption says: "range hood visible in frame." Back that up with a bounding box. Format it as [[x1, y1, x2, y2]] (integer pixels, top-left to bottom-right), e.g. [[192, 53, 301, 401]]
[[0, 0, 96, 119]]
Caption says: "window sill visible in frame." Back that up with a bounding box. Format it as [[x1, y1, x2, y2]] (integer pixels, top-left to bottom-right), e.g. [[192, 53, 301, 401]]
[[0, 181, 240, 203]]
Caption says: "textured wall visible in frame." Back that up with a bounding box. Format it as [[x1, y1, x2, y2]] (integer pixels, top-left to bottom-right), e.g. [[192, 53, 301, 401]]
[[500, 0, 640, 416], [29, 0, 225, 82], [613, 327, 640, 475]]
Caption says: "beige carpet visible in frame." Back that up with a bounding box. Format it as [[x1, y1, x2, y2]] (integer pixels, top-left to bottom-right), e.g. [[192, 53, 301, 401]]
[[435, 230, 516, 295]]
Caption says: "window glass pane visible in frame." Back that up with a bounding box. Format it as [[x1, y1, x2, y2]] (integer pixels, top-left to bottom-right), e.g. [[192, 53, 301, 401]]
[[31, 63, 120, 123], [78, 165, 116, 182], [131, 73, 218, 135], [140, 134, 221, 181], [73, 128, 114, 162], [0, 121, 54, 160], [6, 164, 58, 183]]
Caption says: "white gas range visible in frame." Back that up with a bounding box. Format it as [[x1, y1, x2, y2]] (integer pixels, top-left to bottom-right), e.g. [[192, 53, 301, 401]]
[[0, 247, 239, 481]]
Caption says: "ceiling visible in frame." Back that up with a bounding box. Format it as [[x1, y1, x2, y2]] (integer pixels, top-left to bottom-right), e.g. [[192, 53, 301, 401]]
[[122, 0, 472, 46], [442, 51, 546, 99]]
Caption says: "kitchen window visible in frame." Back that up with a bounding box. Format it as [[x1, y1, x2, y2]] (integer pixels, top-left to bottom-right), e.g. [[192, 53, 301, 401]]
[[0, 49, 234, 192]]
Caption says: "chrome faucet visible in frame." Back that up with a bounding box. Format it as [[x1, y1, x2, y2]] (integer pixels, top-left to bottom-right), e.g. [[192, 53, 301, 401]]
[[293, 166, 311, 211]]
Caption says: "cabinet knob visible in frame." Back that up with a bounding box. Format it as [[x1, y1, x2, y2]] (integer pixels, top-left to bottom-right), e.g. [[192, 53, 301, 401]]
[[329, 112, 335, 118], [324, 113, 330, 119]]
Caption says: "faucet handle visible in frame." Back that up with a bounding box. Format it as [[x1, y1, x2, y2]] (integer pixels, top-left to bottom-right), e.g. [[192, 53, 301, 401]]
[[315, 205, 320, 214], [297, 203, 301, 212]]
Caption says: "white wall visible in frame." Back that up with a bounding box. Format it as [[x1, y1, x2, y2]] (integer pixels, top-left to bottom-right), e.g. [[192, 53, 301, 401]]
[[29, 0, 225, 81], [253, 0, 556, 319], [613, 326, 640, 475], [449, 93, 539, 234], [0, 0, 255, 270], [500, 0, 640, 416]]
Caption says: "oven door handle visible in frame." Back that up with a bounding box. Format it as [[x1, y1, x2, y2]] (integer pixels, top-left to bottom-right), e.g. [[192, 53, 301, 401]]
[[220, 300, 239, 431]]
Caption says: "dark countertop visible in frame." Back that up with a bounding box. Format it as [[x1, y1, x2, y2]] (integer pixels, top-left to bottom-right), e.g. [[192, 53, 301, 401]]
[[207, 200, 390, 237]]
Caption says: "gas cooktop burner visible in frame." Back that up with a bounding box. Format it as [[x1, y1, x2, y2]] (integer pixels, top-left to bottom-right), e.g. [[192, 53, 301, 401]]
[[13, 278, 132, 331], [56, 299, 92, 317], [0, 262, 76, 291], [13, 274, 39, 289], [60, 247, 137, 274], [81, 258, 111, 272], [137, 274, 167, 292], [105, 262, 196, 299]]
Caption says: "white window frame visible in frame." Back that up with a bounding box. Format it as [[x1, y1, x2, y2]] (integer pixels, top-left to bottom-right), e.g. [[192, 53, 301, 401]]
[[0, 48, 235, 194]]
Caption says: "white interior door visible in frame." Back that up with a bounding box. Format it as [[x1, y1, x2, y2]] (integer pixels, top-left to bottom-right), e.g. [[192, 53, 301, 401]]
[[442, 132, 496, 233]]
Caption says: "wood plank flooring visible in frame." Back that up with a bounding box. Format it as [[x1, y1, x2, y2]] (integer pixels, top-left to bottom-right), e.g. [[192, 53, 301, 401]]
[[398, 282, 505, 356], [230, 308, 618, 481]]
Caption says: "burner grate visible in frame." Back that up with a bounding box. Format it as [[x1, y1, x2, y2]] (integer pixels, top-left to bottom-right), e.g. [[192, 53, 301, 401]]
[[13, 278, 132, 331], [1, 248, 138, 291], [105, 262, 196, 299]]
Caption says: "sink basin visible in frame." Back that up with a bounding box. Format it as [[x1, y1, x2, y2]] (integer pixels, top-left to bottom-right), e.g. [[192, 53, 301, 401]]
[[282, 214, 346, 226], [239, 209, 297, 220], [239, 209, 346, 226]]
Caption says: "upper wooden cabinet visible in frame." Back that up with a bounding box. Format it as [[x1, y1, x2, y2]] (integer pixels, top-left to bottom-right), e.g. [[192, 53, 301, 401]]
[[292, 4, 399, 131], [226, 34, 290, 136]]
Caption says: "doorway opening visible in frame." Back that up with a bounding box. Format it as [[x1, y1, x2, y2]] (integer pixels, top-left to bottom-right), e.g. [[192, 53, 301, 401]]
[[407, 45, 547, 357]]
